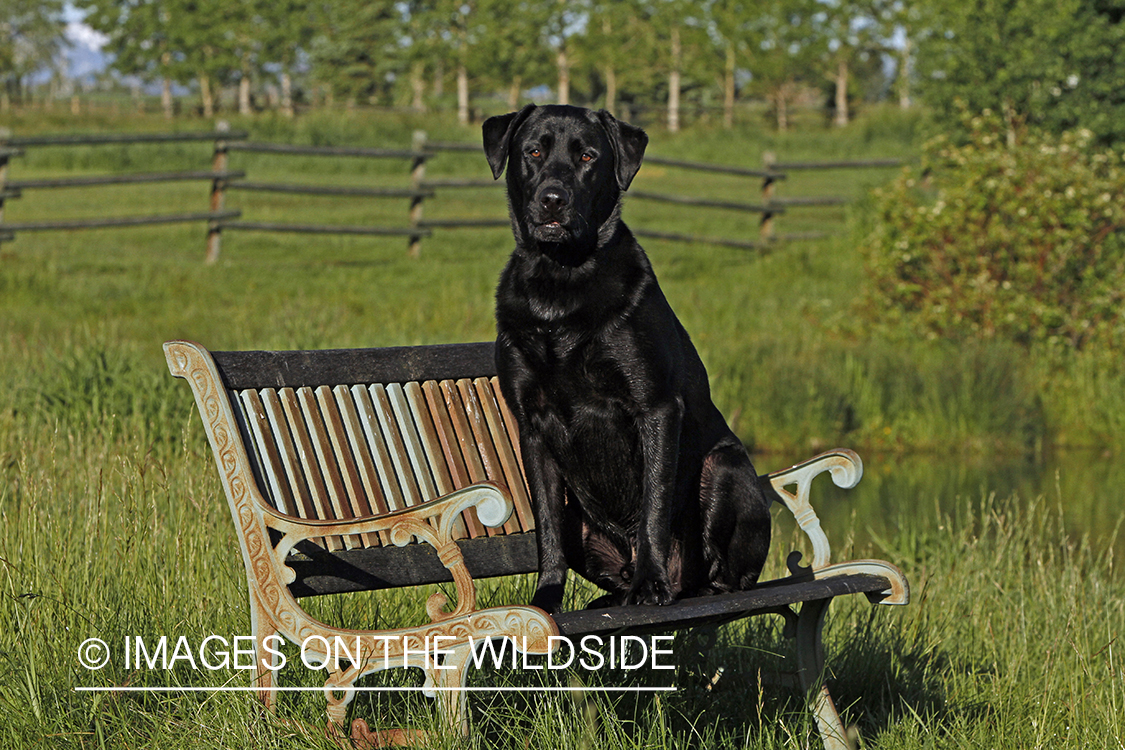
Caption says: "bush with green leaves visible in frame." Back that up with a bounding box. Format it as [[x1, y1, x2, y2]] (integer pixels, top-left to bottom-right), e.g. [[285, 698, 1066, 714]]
[[861, 114, 1125, 353]]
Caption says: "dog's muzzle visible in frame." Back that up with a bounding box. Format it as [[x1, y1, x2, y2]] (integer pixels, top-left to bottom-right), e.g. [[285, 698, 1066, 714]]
[[530, 184, 573, 242]]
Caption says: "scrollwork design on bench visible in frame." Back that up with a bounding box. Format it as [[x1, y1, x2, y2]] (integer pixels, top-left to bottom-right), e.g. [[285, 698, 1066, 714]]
[[164, 340, 560, 742]]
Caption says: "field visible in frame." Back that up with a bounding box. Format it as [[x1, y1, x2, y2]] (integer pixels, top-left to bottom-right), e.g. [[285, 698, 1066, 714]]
[[0, 106, 1122, 749]]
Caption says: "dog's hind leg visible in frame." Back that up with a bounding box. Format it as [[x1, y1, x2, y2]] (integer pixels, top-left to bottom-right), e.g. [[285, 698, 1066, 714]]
[[700, 442, 772, 591]]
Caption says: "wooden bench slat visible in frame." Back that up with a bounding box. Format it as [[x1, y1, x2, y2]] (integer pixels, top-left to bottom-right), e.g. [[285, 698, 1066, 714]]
[[211, 341, 497, 390], [238, 389, 296, 516], [387, 383, 440, 502], [282, 387, 344, 550], [474, 377, 535, 532], [301, 387, 360, 550], [317, 386, 381, 549], [350, 385, 408, 515], [492, 377, 527, 480], [423, 381, 488, 539], [369, 384, 425, 511], [456, 379, 521, 536], [261, 388, 322, 530], [440, 380, 500, 537], [405, 382, 469, 541], [552, 573, 893, 638], [286, 532, 540, 597], [333, 386, 392, 546], [227, 388, 273, 509]]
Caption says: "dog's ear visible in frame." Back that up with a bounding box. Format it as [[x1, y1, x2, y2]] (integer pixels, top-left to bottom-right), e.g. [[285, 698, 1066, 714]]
[[596, 110, 648, 191], [482, 104, 537, 180]]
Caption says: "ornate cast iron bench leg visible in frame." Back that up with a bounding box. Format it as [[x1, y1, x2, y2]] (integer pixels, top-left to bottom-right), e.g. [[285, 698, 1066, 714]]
[[796, 597, 851, 750]]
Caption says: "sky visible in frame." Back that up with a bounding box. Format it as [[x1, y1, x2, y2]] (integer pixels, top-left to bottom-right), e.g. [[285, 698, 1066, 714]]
[[62, 4, 108, 81]]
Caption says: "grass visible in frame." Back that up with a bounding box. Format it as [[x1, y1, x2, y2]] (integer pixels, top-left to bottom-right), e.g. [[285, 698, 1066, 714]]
[[0, 105, 1122, 748]]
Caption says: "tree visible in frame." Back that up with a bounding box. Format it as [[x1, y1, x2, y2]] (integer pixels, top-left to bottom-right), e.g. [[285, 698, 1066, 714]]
[[256, 0, 314, 115], [709, 0, 752, 128], [308, 0, 405, 106], [813, 0, 883, 127], [749, 0, 819, 132], [579, 0, 655, 115], [917, 0, 1125, 146], [1, 0, 65, 106], [473, 0, 552, 110]]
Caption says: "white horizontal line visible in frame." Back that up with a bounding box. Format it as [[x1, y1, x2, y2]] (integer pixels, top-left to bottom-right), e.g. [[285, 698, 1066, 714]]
[[75, 686, 676, 693]]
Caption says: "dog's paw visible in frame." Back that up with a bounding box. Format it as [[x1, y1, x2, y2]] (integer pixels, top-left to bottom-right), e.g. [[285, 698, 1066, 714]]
[[626, 574, 674, 606]]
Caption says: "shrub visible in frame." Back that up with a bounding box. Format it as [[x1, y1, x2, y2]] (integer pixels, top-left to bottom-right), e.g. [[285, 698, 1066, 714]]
[[860, 114, 1125, 353]]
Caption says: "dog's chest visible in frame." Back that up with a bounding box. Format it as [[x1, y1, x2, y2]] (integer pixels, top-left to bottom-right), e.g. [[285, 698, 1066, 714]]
[[514, 337, 646, 510]]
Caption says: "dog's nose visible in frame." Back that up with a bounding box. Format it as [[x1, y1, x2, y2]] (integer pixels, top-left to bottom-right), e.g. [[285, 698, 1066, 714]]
[[539, 188, 570, 214]]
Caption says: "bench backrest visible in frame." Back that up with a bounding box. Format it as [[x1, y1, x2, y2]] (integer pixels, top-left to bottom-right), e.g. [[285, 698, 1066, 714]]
[[167, 340, 544, 598], [217, 344, 536, 551], [167, 340, 856, 602]]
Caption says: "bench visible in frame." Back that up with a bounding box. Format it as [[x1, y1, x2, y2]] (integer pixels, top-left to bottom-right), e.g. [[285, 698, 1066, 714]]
[[164, 339, 909, 750]]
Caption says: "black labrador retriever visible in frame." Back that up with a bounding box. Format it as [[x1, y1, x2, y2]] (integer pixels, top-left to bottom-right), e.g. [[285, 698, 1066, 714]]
[[483, 104, 770, 613]]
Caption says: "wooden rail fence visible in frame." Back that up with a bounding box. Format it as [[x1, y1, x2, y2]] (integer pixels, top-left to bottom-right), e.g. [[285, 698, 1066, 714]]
[[0, 125, 903, 262]]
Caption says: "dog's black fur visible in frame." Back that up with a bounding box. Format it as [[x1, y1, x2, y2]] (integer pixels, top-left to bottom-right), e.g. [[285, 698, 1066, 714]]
[[484, 104, 771, 612]]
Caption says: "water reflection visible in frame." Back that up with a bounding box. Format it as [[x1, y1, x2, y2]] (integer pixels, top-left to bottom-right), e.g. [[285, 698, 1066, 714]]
[[755, 449, 1125, 562]]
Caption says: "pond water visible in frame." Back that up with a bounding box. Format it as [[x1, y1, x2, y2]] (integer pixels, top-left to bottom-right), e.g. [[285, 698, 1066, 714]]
[[754, 448, 1125, 564]]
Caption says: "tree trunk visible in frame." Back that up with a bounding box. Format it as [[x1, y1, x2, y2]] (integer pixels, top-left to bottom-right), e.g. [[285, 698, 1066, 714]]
[[897, 36, 913, 109], [833, 59, 849, 127], [200, 74, 214, 118], [668, 25, 681, 132], [604, 65, 617, 115], [162, 77, 173, 120], [239, 73, 251, 115], [723, 43, 736, 129], [508, 75, 522, 110], [160, 50, 174, 119], [774, 87, 789, 132], [556, 46, 570, 105], [457, 64, 469, 124], [433, 59, 444, 99], [281, 71, 293, 117], [411, 62, 426, 112]]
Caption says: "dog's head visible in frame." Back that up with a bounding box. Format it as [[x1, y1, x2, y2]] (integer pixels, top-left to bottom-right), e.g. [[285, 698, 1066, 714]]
[[483, 105, 647, 253]]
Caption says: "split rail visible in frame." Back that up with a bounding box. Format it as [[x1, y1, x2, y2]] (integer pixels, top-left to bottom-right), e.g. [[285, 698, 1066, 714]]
[[0, 125, 903, 262]]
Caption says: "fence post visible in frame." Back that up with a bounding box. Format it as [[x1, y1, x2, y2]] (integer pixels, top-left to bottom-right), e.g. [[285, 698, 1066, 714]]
[[0, 128, 10, 248], [206, 120, 230, 264], [408, 130, 427, 258], [760, 151, 777, 243]]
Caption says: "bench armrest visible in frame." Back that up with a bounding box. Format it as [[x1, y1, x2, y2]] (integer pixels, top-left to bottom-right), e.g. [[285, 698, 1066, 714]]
[[264, 482, 513, 623], [765, 449, 863, 571]]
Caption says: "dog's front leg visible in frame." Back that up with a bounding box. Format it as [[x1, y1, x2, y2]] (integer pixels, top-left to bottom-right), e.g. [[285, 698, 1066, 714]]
[[628, 398, 683, 606], [520, 432, 570, 614]]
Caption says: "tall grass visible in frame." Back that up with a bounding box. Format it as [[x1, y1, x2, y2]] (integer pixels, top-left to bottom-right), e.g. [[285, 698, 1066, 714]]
[[2, 398, 1121, 747], [0, 107, 1122, 748]]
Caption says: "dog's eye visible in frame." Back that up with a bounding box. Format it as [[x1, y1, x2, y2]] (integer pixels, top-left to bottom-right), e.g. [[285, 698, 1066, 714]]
[[529, 149, 541, 158], [580, 153, 593, 163]]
